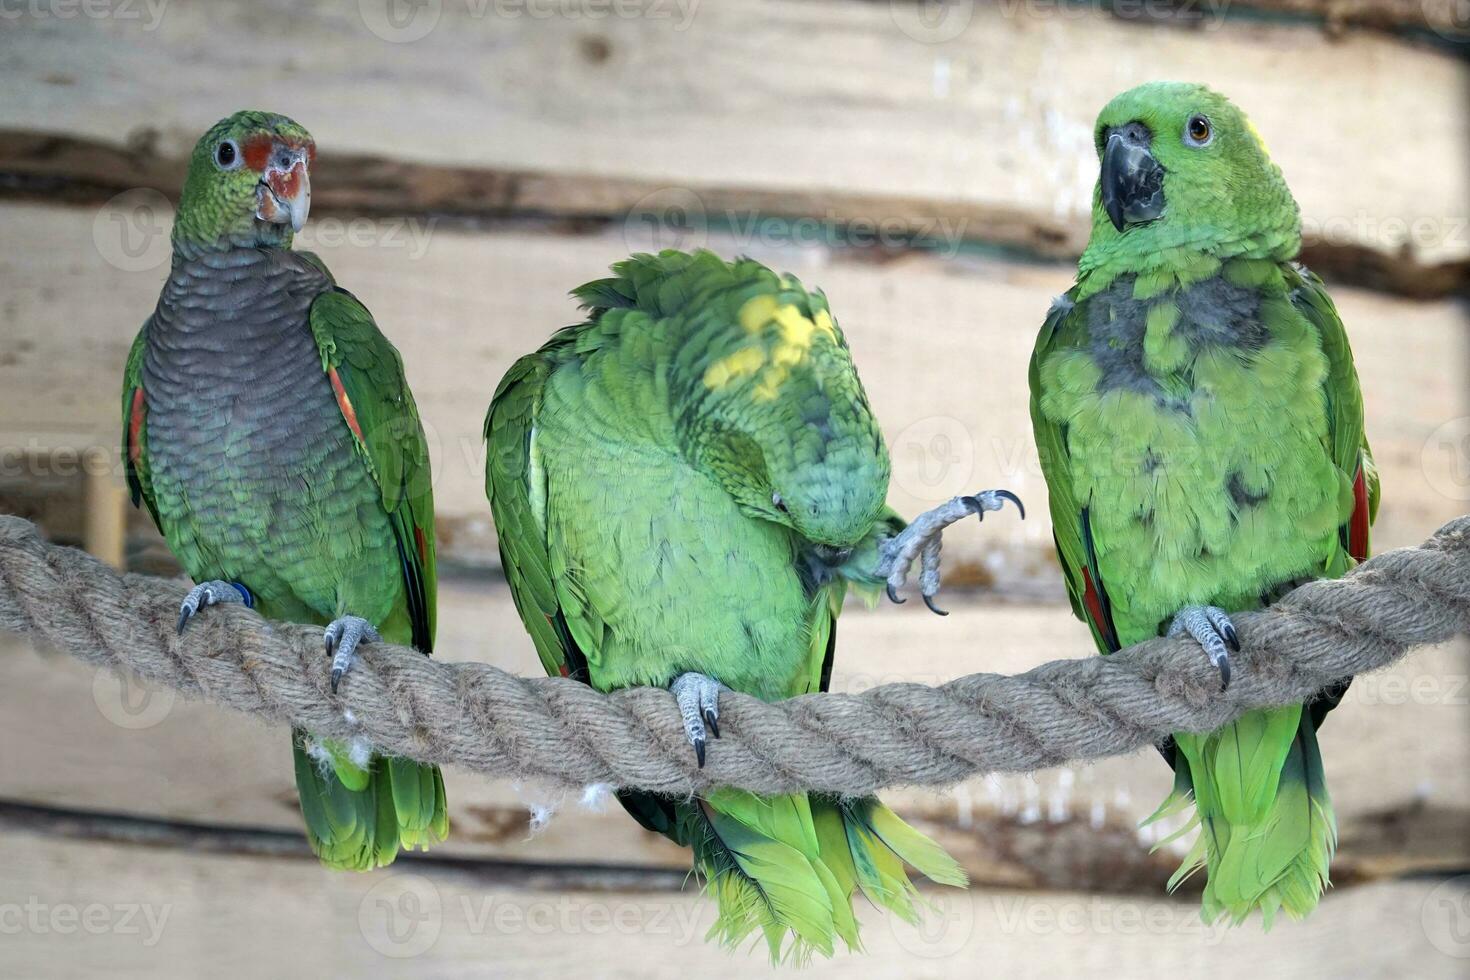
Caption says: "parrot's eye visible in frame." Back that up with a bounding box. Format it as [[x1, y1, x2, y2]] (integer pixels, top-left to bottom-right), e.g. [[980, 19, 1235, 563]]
[[214, 139, 242, 170], [772, 493, 789, 514], [1185, 115, 1213, 147]]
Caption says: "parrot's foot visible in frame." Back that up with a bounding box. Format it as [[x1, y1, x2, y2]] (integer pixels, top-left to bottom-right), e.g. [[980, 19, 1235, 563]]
[[670, 672, 729, 769], [177, 580, 253, 634], [879, 490, 1024, 615], [1166, 605, 1239, 691], [324, 616, 381, 694]]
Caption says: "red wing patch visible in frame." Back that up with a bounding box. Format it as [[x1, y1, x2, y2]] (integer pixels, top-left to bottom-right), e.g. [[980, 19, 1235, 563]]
[[414, 524, 429, 566], [1349, 465, 1370, 563], [1081, 567, 1120, 653], [127, 388, 146, 464], [327, 366, 365, 442]]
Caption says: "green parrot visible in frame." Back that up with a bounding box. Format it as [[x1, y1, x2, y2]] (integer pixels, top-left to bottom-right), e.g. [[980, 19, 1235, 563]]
[[121, 111, 447, 870], [1030, 82, 1379, 925], [484, 249, 1021, 961]]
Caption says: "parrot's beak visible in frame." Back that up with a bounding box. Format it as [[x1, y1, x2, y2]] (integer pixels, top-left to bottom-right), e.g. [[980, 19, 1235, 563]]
[[255, 142, 312, 233], [1100, 124, 1165, 232]]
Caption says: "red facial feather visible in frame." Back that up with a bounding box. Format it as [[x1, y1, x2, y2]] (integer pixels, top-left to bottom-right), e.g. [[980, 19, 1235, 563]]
[[242, 134, 273, 173], [267, 161, 306, 201]]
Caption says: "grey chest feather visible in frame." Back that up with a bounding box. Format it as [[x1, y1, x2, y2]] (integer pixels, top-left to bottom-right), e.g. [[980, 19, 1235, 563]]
[[141, 249, 352, 502]]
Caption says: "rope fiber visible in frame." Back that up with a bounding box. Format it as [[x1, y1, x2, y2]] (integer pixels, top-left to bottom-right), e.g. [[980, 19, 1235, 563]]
[[2, 514, 1467, 796]]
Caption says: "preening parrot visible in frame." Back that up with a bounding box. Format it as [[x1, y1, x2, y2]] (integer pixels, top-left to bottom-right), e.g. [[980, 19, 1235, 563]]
[[483, 249, 1021, 961], [1029, 82, 1378, 925], [121, 111, 447, 869]]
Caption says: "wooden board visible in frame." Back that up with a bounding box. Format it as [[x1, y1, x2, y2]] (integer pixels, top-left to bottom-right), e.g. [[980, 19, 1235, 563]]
[[0, 0, 1465, 274], [1, 201, 1465, 577], [3, 829, 1466, 978]]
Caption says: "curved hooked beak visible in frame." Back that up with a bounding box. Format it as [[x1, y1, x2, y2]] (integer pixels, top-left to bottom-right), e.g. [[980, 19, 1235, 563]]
[[1100, 124, 1165, 232], [255, 143, 312, 233]]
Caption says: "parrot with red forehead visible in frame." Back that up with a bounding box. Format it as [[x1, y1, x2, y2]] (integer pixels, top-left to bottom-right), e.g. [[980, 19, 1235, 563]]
[[1030, 82, 1378, 924], [121, 111, 447, 869]]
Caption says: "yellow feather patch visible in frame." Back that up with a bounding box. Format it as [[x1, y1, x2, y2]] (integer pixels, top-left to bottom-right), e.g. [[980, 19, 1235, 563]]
[[739, 294, 780, 334], [703, 344, 765, 390], [711, 297, 839, 400], [1246, 118, 1272, 159]]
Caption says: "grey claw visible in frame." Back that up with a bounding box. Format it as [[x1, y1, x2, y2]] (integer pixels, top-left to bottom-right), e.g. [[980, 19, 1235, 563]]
[[323, 616, 380, 694], [1168, 605, 1236, 692], [923, 594, 948, 616], [177, 580, 248, 635], [887, 582, 905, 605], [993, 489, 1025, 520], [962, 489, 1025, 522], [671, 672, 727, 767]]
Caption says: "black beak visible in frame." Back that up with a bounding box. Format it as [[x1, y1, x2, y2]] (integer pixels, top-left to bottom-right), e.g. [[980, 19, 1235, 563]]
[[1100, 123, 1165, 232]]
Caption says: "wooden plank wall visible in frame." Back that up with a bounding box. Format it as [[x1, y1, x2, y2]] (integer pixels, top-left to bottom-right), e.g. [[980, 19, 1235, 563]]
[[1, 2, 1467, 977]]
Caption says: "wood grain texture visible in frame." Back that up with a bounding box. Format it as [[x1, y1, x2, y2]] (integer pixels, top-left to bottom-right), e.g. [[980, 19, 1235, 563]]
[[0, 0, 1465, 279], [2, 826, 1466, 978]]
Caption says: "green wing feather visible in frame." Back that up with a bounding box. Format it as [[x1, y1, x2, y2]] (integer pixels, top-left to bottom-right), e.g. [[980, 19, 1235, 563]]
[[1289, 265, 1380, 561], [299, 282, 446, 868], [121, 321, 161, 529], [483, 325, 586, 679], [1028, 293, 1120, 652], [307, 287, 437, 652]]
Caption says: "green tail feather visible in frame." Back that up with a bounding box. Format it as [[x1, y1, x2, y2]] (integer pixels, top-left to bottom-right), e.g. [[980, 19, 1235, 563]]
[[680, 789, 965, 964], [1160, 707, 1336, 927], [291, 730, 449, 871]]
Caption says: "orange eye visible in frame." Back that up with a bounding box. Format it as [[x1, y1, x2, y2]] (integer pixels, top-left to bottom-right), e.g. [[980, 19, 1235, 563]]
[[1187, 115, 1212, 145]]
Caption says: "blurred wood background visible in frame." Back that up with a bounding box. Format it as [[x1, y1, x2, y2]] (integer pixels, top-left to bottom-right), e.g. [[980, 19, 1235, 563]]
[[1, 1, 1467, 977]]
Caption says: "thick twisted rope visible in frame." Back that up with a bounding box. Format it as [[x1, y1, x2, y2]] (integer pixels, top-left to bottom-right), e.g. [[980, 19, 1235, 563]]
[[2, 514, 1467, 796]]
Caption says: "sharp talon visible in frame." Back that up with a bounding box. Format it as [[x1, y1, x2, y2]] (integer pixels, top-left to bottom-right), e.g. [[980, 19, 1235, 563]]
[[176, 609, 191, 634], [330, 667, 344, 694], [703, 709, 720, 739], [995, 489, 1025, 520], [694, 738, 706, 769], [923, 594, 949, 616], [1218, 656, 1233, 692], [324, 632, 336, 658], [887, 582, 905, 605], [960, 495, 981, 514], [1223, 624, 1240, 652]]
